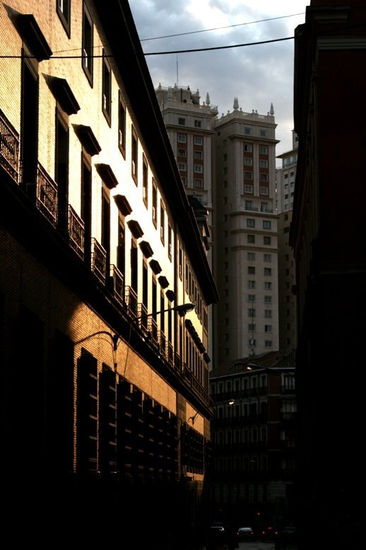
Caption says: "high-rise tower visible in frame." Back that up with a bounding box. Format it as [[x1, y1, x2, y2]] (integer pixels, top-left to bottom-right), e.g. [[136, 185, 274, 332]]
[[213, 100, 279, 364]]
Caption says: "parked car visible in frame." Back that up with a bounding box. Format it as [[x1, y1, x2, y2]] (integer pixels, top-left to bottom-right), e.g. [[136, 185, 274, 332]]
[[236, 526, 255, 540]]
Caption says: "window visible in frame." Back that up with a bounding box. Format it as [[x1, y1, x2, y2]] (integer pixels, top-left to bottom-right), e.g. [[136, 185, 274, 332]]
[[248, 266, 255, 274], [244, 127, 251, 135], [265, 325, 272, 333], [264, 236, 271, 245], [260, 186, 269, 196], [142, 261, 148, 308], [178, 162, 186, 171], [194, 164, 203, 173], [264, 295, 272, 303], [244, 184, 253, 194], [131, 127, 138, 182], [142, 158, 148, 206], [81, 154, 92, 264], [102, 51, 111, 124], [178, 117, 185, 125], [194, 150, 202, 160], [264, 281, 272, 290], [248, 294, 255, 302], [260, 129, 266, 137], [21, 55, 39, 193], [82, 3, 93, 84], [259, 145, 268, 154], [244, 171, 253, 180], [194, 119, 201, 128], [117, 216, 125, 276], [264, 254, 272, 263], [194, 136, 203, 145], [248, 308, 256, 318], [248, 323, 256, 332], [244, 157, 253, 166], [57, 0, 71, 35], [248, 280, 256, 289], [177, 148, 186, 157], [259, 159, 268, 168], [118, 92, 126, 156], [247, 219, 255, 228], [177, 133, 187, 143], [130, 240, 138, 292], [247, 252, 256, 261], [260, 173, 268, 182], [263, 220, 271, 230], [264, 268, 272, 276], [160, 200, 165, 244], [168, 224, 172, 260], [247, 234, 255, 244], [194, 179, 203, 188], [264, 310, 272, 318], [152, 180, 157, 226], [244, 144, 252, 152], [55, 110, 69, 232], [101, 185, 110, 269]]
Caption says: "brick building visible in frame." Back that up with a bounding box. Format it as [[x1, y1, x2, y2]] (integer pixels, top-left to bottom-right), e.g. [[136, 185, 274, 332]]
[[0, 1, 217, 546]]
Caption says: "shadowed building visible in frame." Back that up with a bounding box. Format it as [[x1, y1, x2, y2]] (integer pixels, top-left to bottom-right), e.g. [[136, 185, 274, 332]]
[[292, 1, 364, 548]]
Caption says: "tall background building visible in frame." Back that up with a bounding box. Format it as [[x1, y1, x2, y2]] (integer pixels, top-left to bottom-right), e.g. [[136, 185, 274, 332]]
[[213, 100, 279, 364]]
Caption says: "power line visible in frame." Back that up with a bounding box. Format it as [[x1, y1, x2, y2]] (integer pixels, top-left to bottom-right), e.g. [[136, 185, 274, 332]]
[[140, 13, 304, 42], [0, 35, 295, 60], [144, 36, 294, 56]]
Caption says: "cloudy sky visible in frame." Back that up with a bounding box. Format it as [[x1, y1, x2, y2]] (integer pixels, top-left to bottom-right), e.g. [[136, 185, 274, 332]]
[[128, 0, 310, 163]]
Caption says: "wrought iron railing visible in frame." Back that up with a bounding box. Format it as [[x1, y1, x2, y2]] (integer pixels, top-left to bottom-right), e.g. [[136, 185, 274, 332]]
[[0, 109, 19, 183], [36, 164, 58, 225], [148, 317, 159, 346], [137, 303, 148, 331], [109, 264, 124, 305], [125, 286, 138, 317], [68, 205, 85, 259], [91, 238, 106, 283]]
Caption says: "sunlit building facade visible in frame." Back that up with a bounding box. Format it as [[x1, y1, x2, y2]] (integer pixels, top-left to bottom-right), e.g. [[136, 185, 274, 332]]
[[0, 1, 217, 546]]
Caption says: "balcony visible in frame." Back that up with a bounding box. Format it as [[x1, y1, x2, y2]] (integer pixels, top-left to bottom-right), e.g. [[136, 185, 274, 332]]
[[109, 264, 124, 305], [147, 317, 159, 347], [68, 205, 84, 259], [0, 109, 19, 183], [91, 238, 107, 284], [36, 164, 58, 225], [125, 286, 138, 317]]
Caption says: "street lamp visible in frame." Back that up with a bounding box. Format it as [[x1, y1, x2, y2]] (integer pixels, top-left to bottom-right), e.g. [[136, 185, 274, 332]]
[[74, 302, 195, 371]]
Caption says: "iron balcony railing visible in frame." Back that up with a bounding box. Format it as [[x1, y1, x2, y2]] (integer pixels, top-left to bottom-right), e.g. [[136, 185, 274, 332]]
[[125, 286, 138, 318], [68, 205, 85, 259], [36, 164, 58, 225], [109, 264, 124, 305], [0, 109, 19, 183], [91, 238, 107, 284]]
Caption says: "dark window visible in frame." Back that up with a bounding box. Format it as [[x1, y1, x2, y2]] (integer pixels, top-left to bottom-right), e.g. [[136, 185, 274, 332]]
[[102, 51, 111, 124], [117, 216, 125, 276], [77, 349, 98, 474], [152, 180, 157, 226], [21, 55, 39, 194], [143, 157, 148, 206], [55, 110, 69, 233], [99, 365, 117, 474], [101, 185, 110, 269], [160, 291, 165, 334], [57, 0, 71, 36], [131, 239, 138, 292], [81, 154, 92, 265], [118, 91, 126, 156], [142, 261, 148, 307], [152, 277, 157, 320], [160, 200, 165, 244], [131, 127, 138, 182], [82, 3, 93, 85]]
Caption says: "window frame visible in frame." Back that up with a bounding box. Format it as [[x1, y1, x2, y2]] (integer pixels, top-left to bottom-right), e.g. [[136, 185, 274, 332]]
[[82, 2, 93, 85], [57, 0, 71, 36]]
